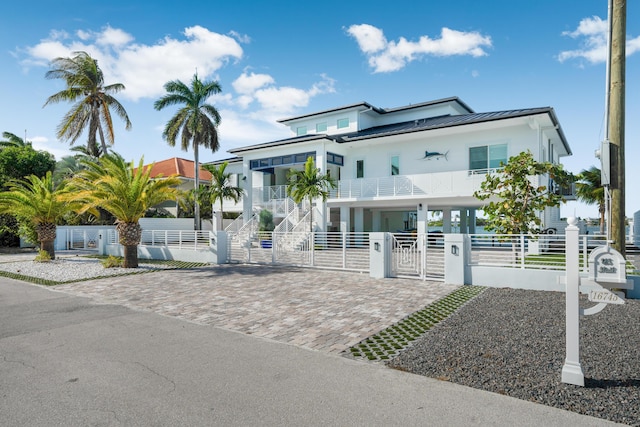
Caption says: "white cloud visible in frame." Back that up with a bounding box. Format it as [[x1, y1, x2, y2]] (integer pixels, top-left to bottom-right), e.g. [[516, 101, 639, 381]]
[[96, 26, 134, 47], [232, 71, 274, 95], [558, 16, 640, 63], [347, 24, 492, 73], [217, 109, 290, 151], [229, 71, 335, 115], [346, 24, 387, 53], [23, 25, 244, 101]]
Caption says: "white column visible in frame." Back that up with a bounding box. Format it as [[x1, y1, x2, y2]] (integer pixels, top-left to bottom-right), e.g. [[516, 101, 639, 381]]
[[340, 207, 350, 232], [459, 209, 468, 234], [417, 203, 427, 234], [468, 209, 477, 234], [371, 210, 382, 232], [242, 162, 253, 223], [561, 217, 584, 386], [314, 152, 327, 232], [442, 208, 452, 233], [354, 207, 364, 232]]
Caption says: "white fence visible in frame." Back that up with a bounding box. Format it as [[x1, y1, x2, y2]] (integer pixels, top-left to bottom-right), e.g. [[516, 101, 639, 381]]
[[469, 234, 639, 275], [227, 231, 371, 272], [107, 229, 211, 249]]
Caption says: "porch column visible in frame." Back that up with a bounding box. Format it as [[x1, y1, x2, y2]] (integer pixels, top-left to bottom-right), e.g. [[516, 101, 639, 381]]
[[371, 210, 382, 232], [354, 207, 364, 232], [340, 207, 350, 232], [459, 209, 468, 234], [314, 151, 327, 232], [242, 161, 253, 223], [442, 208, 452, 233], [468, 209, 477, 234], [417, 202, 428, 234]]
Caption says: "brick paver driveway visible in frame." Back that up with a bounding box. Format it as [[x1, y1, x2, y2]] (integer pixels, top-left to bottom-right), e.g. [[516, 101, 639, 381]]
[[55, 264, 458, 353]]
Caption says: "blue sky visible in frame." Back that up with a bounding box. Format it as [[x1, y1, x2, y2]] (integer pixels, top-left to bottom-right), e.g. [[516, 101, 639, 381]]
[[1, 0, 639, 219]]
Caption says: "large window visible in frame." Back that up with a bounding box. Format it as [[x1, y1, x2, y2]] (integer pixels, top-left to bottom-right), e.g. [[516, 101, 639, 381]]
[[356, 160, 364, 178], [469, 144, 508, 172], [390, 155, 400, 176], [337, 118, 349, 129]]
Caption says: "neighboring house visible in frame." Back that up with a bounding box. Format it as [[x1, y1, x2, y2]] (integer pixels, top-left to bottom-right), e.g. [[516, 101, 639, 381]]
[[224, 96, 574, 234], [143, 157, 213, 217]]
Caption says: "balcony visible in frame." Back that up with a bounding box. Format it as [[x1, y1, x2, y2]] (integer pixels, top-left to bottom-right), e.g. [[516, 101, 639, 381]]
[[249, 169, 582, 211], [328, 169, 499, 201]]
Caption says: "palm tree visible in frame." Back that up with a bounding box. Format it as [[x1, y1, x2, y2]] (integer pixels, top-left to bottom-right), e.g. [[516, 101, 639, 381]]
[[0, 172, 74, 259], [201, 162, 243, 230], [0, 131, 30, 148], [286, 156, 336, 232], [69, 154, 183, 268], [575, 166, 605, 234], [154, 73, 222, 230], [43, 51, 131, 157]]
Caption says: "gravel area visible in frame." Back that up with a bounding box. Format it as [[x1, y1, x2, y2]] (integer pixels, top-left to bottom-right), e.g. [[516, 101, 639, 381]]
[[388, 287, 640, 426], [0, 257, 165, 282]]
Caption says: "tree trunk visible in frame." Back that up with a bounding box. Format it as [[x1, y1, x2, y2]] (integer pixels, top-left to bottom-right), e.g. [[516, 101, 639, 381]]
[[35, 223, 57, 260], [123, 245, 138, 268], [40, 239, 55, 261], [194, 143, 200, 231], [116, 221, 141, 268]]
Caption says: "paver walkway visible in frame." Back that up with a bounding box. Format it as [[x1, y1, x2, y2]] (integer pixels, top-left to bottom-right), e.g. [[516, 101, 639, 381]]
[[54, 263, 458, 353]]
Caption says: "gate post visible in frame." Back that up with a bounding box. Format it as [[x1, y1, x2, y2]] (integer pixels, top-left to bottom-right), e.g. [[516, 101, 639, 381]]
[[444, 233, 469, 285], [209, 231, 228, 264], [370, 232, 389, 278], [97, 229, 107, 256]]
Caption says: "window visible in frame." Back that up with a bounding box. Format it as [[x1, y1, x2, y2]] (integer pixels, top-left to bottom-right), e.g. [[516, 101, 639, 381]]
[[327, 152, 344, 166], [390, 155, 400, 176], [296, 126, 307, 136], [469, 144, 508, 171], [316, 122, 327, 132], [356, 160, 364, 178], [337, 118, 349, 129]]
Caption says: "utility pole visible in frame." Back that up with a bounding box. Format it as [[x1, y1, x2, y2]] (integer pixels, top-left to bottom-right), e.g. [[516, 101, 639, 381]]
[[609, 0, 626, 256]]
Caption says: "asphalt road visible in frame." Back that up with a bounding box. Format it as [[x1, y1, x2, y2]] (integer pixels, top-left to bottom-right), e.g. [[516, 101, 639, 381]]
[[0, 277, 619, 426]]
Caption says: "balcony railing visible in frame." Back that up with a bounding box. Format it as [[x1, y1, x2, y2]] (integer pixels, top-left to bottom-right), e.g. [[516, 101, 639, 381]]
[[328, 169, 502, 200], [249, 169, 560, 203]]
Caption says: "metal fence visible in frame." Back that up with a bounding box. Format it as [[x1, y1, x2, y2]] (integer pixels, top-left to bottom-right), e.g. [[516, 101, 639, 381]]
[[469, 234, 640, 274], [389, 233, 445, 280], [107, 229, 211, 250], [227, 231, 370, 272]]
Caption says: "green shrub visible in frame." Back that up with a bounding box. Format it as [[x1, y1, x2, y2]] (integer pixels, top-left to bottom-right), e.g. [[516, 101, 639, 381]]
[[101, 255, 123, 268], [34, 249, 51, 262]]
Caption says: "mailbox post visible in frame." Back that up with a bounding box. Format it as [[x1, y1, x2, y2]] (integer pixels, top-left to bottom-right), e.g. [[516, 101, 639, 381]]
[[561, 217, 630, 386]]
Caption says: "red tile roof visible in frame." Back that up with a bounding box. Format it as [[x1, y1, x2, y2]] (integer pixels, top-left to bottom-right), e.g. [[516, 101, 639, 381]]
[[142, 157, 212, 181]]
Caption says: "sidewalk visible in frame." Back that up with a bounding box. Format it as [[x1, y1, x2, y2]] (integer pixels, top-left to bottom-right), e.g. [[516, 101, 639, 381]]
[[0, 274, 618, 426]]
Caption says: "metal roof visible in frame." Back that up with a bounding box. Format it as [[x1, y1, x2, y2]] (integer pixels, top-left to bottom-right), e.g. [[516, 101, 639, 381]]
[[276, 96, 474, 124], [230, 107, 571, 156]]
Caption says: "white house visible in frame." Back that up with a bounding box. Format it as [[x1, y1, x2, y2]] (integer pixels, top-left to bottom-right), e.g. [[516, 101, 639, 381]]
[[223, 96, 572, 234]]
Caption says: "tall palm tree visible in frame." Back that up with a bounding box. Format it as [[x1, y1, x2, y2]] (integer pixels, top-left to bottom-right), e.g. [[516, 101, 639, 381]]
[[43, 51, 131, 157], [201, 162, 243, 230], [575, 166, 605, 234], [69, 154, 183, 268], [154, 73, 222, 230], [0, 172, 74, 259], [286, 156, 336, 232], [0, 131, 30, 148]]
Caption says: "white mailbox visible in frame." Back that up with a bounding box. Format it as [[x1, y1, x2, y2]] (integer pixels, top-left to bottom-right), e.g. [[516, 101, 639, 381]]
[[588, 245, 633, 289]]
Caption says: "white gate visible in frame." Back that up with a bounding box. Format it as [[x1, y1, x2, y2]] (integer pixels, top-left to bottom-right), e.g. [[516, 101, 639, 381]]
[[65, 228, 100, 251], [390, 233, 444, 281], [227, 231, 370, 273]]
